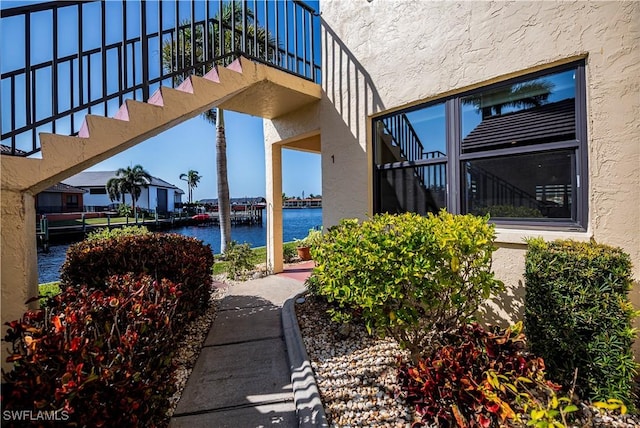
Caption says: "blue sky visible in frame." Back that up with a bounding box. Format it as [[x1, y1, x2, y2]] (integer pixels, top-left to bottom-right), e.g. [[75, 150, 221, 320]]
[[86, 111, 322, 201], [1, 0, 322, 201]]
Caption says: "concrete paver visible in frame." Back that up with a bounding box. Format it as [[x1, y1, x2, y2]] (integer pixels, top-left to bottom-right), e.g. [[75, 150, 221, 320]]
[[169, 401, 297, 428], [174, 338, 293, 414], [205, 303, 283, 346], [170, 263, 321, 427]]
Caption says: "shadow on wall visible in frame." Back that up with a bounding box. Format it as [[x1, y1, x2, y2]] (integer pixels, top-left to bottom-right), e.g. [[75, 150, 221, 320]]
[[476, 243, 527, 327], [477, 279, 526, 328], [321, 18, 385, 141]]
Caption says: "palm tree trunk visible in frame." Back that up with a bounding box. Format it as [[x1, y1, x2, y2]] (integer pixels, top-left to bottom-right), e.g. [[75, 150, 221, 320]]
[[216, 108, 232, 254], [131, 193, 137, 223]]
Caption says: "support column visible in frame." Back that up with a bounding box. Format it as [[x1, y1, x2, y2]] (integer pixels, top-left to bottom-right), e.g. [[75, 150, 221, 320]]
[[265, 142, 284, 273], [1, 190, 39, 369]]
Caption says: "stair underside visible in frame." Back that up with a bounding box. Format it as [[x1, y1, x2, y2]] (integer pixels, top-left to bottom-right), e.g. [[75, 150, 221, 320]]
[[1, 57, 321, 194]]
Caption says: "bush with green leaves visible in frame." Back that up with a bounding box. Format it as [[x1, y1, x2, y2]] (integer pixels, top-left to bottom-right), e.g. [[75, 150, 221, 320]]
[[283, 242, 298, 263], [224, 241, 255, 280], [86, 225, 150, 241], [308, 211, 504, 361], [524, 238, 638, 404], [116, 203, 132, 217]]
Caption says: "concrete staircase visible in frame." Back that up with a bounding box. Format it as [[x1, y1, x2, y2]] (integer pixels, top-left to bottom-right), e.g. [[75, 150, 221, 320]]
[[1, 56, 321, 195]]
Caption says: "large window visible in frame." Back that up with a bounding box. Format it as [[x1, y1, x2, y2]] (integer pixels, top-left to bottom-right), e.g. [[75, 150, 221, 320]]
[[373, 61, 587, 230]]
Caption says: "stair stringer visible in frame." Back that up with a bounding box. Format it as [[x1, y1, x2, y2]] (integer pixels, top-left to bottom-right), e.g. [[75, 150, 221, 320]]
[[1, 57, 319, 195]]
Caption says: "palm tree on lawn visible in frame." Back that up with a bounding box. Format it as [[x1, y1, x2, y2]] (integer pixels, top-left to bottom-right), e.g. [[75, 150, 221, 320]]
[[179, 170, 202, 204], [105, 165, 152, 219], [162, 1, 277, 253]]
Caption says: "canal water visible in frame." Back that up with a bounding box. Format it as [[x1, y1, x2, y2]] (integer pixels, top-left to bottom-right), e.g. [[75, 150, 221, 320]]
[[38, 208, 322, 284]]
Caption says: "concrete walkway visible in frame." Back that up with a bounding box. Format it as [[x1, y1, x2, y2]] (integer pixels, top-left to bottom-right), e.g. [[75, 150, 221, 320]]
[[169, 261, 327, 427]]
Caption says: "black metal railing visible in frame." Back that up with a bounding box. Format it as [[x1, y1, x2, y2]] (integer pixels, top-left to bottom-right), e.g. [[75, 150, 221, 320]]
[[466, 163, 541, 210], [380, 113, 441, 189], [1, 0, 320, 156]]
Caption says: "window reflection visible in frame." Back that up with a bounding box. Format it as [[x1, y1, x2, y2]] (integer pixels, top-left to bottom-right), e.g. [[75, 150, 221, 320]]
[[374, 103, 446, 165], [462, 70, 576, 152], [379, 164, 447, 215], [463, 151, 574, 219]]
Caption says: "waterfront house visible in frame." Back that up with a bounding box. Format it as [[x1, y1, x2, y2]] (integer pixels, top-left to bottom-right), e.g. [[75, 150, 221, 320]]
[[63, 171, 185, 214], [35, 182, 87, 214], [283, 198, 322, 209]]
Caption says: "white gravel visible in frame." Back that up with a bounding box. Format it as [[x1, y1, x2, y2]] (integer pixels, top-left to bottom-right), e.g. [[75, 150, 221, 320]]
[[294, 294, 640, 428]]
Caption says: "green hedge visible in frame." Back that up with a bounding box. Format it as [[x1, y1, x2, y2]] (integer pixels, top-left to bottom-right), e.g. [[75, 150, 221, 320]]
[[309, 211, 504, 362], [524, 238, 638, 404], [61, 233, 214, 318]]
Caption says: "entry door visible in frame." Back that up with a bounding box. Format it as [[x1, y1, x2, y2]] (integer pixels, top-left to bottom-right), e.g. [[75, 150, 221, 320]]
[[157, 188, 168, 214]]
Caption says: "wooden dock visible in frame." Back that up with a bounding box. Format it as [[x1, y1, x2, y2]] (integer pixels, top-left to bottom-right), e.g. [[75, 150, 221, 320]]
[[36, 209, 264, 250]]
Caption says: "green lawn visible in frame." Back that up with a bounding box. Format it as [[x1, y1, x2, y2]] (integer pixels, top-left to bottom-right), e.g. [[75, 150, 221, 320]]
[[38, 281, 62, 305]]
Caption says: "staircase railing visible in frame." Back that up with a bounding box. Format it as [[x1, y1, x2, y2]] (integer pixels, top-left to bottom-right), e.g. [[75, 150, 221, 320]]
[[466, 163, 542, 211], [380, 114, 424, 163], [1, 0, 320, 156]]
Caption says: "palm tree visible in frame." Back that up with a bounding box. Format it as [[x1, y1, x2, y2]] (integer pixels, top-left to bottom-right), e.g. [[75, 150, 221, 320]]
[[463, 80, 555, 119], [179, 169, 202, 203], [161, 2, 277, 253], [105, 165, 152, 218], [106, 177, 126, 205]]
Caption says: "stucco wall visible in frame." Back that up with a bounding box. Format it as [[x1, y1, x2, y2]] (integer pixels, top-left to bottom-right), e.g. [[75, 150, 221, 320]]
[[319, 0, 639, 321]]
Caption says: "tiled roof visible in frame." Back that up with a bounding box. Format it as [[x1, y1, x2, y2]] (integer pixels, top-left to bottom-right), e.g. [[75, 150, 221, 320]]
[[64, 171, 182, 191], [41, 183, 87, 194], [462, 98, 575, 153]]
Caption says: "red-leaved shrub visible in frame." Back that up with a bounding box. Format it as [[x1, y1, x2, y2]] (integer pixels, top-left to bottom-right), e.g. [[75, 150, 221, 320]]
[[2, 275, 181, 427], [60, 233, 214, 319], [397, 323, 562, 427]]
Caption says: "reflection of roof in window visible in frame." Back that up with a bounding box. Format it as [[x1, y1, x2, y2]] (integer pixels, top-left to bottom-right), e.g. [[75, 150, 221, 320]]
[[462, 99, 575, 153]]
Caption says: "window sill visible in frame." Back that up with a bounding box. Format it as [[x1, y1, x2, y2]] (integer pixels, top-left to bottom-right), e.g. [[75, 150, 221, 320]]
[[495, 227, 592, 246]]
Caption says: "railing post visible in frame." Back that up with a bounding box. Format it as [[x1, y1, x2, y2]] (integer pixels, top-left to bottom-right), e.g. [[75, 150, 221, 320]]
[[141, 0, 149, 101]]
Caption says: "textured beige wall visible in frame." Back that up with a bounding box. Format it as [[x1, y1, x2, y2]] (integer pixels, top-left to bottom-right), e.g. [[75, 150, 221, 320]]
[[319, 0, 639, 322]]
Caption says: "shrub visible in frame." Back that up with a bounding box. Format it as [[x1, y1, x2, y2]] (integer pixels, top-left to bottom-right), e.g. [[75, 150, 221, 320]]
[[308, 211, 504, 361], [61, 233, 214, 318], [2, 275, 180, 427], [283, 242, 298, 263], [524, 238, 638, 404], [117, 203, 132, 217], [38, 281, 61, 306], [397, 323, 573, 427], [472, 204, 543, 218], [295, 228, 323, 248], [224, 241, 255, 280], [86, 225, 150, 241]]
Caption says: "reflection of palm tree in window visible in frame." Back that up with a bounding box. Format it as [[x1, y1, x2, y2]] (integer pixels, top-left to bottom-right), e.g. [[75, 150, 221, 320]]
[[463, 80, 555, 119]]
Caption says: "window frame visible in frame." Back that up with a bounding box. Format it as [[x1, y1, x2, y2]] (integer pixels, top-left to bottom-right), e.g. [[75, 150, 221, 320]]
[[373, 60, 588, 231]]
